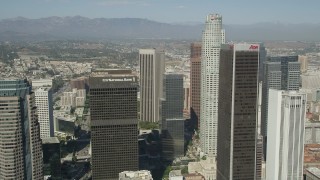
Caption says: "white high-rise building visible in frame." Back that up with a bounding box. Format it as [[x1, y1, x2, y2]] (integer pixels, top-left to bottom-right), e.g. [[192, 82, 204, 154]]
[[139, 49, 165, 122], [200, 14, 225, 156], [266, 89, 306, 180], [35, 87, 54, 138]]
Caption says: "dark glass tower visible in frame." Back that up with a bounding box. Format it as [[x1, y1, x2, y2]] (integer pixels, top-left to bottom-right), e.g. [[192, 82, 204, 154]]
[[89, 70, 138, 180], [161, 74, 185, 161], [217, 44, 259, 180], [0, 79, 43, 180]]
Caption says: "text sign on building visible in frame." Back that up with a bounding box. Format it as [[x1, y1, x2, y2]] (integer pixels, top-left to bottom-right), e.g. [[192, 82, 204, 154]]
[[102, 77, 135, 82], [235, 44, 260, 52]]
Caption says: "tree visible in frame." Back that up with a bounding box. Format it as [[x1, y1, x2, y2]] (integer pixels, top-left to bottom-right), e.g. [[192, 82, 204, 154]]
[[52, 77, 64, 93], [162, 166, 172, 179], [181, 166, 188, 174], [70, 107, 76, 114], [139, 121, 159, 130]]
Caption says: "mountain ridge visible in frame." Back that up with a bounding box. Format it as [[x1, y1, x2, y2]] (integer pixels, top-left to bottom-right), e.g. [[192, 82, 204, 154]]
[[0, 16, 319, 41]]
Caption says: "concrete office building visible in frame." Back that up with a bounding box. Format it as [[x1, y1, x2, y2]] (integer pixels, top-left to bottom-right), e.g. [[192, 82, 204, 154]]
[[161, 74, 185, 160], [298, 55, 308, 73], [0, 79, 43, 180], [261, 56, 300, 159], [35, 87, 54, 138], [305, 121, 320, 144], [183, 78, 191, 116], [60, 88, 86, 107], [70, 77, 89, 91], [217, 44, 259, 179], [90, 70, 138, 179], [190, 43, 202, 128], [261, 61, 282, 136], [31, 79, 53, 87], [139, 49, 165, 122], [266, 90, 306, 180], [200, 14, 225, 156]]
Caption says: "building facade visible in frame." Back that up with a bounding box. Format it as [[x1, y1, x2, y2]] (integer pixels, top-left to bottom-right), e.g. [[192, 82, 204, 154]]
[[266, 90, 306, 180], [190, 43, 202, 129], [90, 71, 138, 179], [35, 87, 54, 138], [139, 49, 165, 122], [217, 44, 259, 179], [161, 74, 185, 160], [261, 56, 300, 159], [200, 14, 225, 156], [119, 170, 153, 180], [162, 74, 184, 123], [42, 137, 61, 179], [0, 79, 43, 180]]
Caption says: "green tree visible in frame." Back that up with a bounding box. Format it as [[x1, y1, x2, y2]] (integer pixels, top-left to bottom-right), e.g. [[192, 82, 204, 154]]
[[162, 166, 172, 179], [52, 77, 64, 93], [181, 166, 188, 174]]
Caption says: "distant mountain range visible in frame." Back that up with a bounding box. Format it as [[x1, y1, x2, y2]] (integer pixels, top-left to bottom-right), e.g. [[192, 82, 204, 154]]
[[0, 16, 319, 41]]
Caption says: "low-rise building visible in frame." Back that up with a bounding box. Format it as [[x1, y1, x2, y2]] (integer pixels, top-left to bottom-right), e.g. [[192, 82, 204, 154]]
[[188, 157, 216, 180], [169, 170, 183, 180], [119, 170, 153, 180], [184, 173, 205, 180], [305, 121, 320, 144], [306, 167, 320, 180]]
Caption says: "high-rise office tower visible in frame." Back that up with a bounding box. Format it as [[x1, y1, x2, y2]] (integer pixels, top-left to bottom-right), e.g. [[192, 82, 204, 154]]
[[42, 137, 61, 179], [90, 70, 138, 179], [267, 56, 300, 91], [161, 74, 185, 160], [0, 79, 43, 180], [258, 44, 267, 83], [34, 87, 54, 138], [139, 49, 165, 122], [162, 74, 184, 123], [217, 44, 259, 179], [261, 62, 282, 137], [298, 55, 308, 73], [266, 90, 306, 180], [261, 56, 300, 141], [190, 43, 202, 129], [200, 14, 225, 156]]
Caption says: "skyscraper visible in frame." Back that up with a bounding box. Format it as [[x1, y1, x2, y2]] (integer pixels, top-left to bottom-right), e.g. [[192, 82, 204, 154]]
[[266, 90, 306, 180], [161, 74, 185, 161], [0, 79, 43, 180], [200, 14, 225, 156], [139, 49, 165, 122], [261, 62, 282, 137], [162, 74, 184, 123], [90, 70, 138, 179], [42, 137, 61, 179], [267, 56, 300, 91], [190, 43, 202, 129], [34, 86, 54, 138], [217, 44, 259, 179], [261, 56, 300, 152]]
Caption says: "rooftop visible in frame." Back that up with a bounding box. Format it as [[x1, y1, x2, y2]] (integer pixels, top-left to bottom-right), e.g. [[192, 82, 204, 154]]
[[119, 170, 153, 180], [42, 137, 60, 144], [306, 167, 320, 177]]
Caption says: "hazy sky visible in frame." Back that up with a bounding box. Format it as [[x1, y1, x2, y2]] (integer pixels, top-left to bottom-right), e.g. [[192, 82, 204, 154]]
[[1, 0, 319, 24]]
